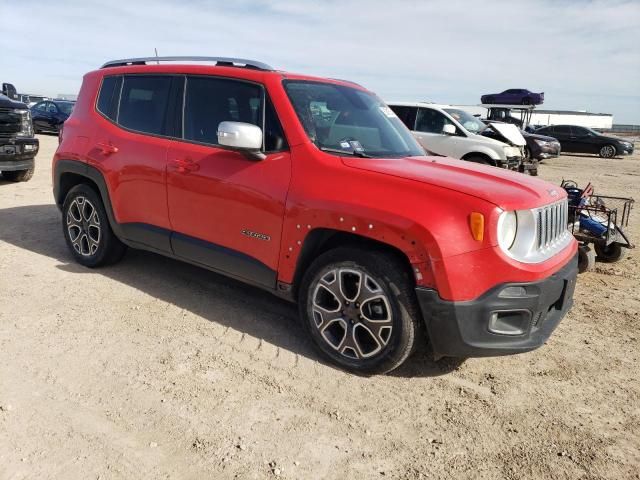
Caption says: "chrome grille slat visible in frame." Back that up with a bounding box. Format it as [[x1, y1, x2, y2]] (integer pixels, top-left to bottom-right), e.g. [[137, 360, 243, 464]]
[[536, 199, 568, 253]]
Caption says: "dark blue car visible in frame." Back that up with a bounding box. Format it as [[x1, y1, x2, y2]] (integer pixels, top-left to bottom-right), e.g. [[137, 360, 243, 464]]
[[30, 100, 75, 133], [481, 89, 544, 105]]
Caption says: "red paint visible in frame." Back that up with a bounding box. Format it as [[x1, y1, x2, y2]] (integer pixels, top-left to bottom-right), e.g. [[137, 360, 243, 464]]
[[53, 63, 577, 302]]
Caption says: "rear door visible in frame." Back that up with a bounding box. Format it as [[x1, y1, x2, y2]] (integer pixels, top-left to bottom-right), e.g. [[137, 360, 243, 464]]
[[88, 74, 177, 252], [166, 75, 291, 287]]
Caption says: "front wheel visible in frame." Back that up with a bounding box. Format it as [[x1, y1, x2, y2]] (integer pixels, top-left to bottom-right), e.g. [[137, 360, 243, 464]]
[[299, 247, 421, 375], [594, 243, 624, 263], [2, 167, 34, 182], [62, 184, 127, 267], [599, 144, 616, 158]]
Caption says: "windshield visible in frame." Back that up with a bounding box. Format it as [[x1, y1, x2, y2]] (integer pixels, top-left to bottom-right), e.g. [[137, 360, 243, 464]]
[[56, 102, 75, 115], [284, 80, 424, 158], [444, 108, 486, 134]]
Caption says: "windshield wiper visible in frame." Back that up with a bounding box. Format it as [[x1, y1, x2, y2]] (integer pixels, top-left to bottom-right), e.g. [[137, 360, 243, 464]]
[[319, 147, 372, 158]]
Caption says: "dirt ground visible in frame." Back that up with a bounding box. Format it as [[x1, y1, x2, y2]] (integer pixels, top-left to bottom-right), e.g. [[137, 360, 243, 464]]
[[1, 134, 639, 480]]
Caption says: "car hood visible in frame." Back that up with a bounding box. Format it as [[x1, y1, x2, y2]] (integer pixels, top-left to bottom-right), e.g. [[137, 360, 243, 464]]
[[487, 123, 527, 146], [343, 155, 564, 211], [525, 132, 558, 142], [0, 94, 28, 110]]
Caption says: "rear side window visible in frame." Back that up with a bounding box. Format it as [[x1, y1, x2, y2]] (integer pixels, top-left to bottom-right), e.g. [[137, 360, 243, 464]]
[[183, 76, 287, 151], [390, 106, 418, 130], [555, 126, 571, 135], [96, 76, 122, 121], [118, 76, 172, 135]]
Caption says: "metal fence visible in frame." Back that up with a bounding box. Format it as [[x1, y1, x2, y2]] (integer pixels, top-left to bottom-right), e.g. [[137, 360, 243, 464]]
[[607, 124, 640, 134]]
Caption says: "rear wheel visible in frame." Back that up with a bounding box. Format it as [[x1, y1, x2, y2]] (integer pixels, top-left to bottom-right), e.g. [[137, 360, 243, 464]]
[[594, 242, 624, 263], [521, 97, 531, 105], [599, 144, 616, 158], [299, 247, 421, 375], [578, 244, 596, 273], [62, 184, 126, 267], [2, 168, 34, 182]]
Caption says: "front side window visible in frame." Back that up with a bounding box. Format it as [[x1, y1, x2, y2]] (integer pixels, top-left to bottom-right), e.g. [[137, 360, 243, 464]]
[[444, 108, 485, 134], [415, 108, 454, 134], [34, 102, 47, 112], [47, 102, 58, 114], [284, 80, 423, 158], [555, 126, 571, 135], [182, 76, 287, 152], [118, 75, 172, 135]]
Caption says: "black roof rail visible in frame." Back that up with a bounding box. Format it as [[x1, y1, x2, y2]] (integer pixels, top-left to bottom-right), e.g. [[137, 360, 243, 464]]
[[100, 56, 274, 71]]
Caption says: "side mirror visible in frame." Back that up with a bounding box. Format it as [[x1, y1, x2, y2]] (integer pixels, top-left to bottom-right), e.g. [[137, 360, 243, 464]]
[[217, 121, 265, 159], [442, 124, 456, 136]]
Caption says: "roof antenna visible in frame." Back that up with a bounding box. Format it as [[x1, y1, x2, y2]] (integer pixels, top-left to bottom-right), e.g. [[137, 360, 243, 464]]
[[154, 48, 159, 64]]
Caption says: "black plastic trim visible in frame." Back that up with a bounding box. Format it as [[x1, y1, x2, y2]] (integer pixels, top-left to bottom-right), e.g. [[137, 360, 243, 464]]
[[416, 252, 578, 358], [53, 159, 277, 290]]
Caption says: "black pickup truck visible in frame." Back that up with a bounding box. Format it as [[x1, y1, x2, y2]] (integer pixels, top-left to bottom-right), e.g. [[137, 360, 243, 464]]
[[0, 93, 39, 182]]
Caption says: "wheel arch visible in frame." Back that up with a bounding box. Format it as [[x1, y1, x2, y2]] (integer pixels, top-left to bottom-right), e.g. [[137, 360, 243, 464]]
[[461, 151, 497, 166], [290, 228, 421, 301], [54, 160, 117, 228]]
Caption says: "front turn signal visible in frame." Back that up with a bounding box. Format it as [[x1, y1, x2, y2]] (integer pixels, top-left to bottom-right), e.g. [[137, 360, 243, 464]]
[[469, 212, 484, 241]]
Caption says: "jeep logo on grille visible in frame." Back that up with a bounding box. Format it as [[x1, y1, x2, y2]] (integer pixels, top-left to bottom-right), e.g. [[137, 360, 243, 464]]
[[241, 229, 271, 241]]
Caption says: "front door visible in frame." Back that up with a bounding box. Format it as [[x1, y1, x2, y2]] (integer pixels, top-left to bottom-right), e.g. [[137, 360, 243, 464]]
[[552, 125, 574, 152], [412, 107, 467, 158], [166, 75, 291, 288]]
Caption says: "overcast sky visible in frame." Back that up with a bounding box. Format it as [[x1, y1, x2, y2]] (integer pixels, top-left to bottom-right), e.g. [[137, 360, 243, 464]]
[[2, 0, 639, 123]]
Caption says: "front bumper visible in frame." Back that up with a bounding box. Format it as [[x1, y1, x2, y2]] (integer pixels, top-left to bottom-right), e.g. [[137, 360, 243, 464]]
[[537, 143, 561, 160], [416, 253, 578, 358], [0, 137, 38, 171], [619, 145, 634, 156], [498, 156, 521, 170]]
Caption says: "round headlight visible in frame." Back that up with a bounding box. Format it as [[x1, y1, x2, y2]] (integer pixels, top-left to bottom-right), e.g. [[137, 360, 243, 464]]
[[498, 211, 517, 250]]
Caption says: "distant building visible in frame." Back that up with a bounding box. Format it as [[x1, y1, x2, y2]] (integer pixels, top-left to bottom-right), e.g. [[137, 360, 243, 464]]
[[528, 110, 612, 129], [449, 105, 613, 129]]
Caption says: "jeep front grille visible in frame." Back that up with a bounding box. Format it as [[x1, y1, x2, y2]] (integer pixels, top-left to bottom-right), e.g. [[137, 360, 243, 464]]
[[536, 199, 568, 250]]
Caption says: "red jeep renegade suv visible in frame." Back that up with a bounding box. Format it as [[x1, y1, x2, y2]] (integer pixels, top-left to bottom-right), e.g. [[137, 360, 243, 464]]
[[53, 57, 578, 374]]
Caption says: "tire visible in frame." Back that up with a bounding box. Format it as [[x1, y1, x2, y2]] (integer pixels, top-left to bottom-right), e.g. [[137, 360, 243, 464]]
[[599, 144, 616, 158], [578, 245, 596, 273], [594, 242, 624, 263], [299, 247, 421, 375], [62, 184, 127, 268], [1, 167, 34, 182], [521, 97, 531, 105]]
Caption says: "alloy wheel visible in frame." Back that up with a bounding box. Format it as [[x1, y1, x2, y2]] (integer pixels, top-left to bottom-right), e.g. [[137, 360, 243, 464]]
[[600, 145, 615, 158], [66, 196, 101, 256], [311, 268, 393, 360]]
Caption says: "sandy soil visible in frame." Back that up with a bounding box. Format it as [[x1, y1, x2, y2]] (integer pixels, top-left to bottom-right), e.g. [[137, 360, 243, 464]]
[[1, 135, 639, 480]]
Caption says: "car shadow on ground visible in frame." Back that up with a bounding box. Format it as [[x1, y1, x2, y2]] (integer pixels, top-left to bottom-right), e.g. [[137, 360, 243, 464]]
[[0, 203, 459, 378]]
